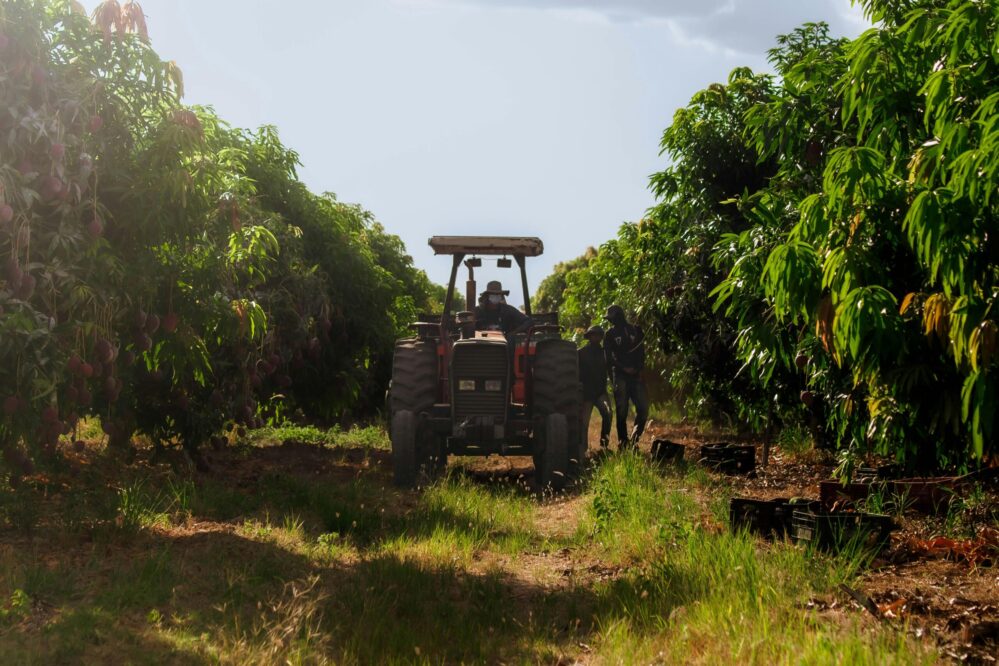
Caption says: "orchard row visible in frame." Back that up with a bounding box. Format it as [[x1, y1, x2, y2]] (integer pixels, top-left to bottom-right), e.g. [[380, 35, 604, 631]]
[[0, 1, 441, 482]]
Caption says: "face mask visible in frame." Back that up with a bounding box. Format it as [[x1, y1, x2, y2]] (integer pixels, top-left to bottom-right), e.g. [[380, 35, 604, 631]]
[[488, 294, 502, 305]]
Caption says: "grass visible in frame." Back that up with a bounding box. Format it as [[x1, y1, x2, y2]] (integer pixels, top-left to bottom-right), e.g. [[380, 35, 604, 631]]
[[384, 471, 541, 560], [573, 452, 926, 664], [0, 427, 936, 664], [929, 481, 999, 541], [775, 423, 815, 456], [859, 482, 914, 518], [245, 423, 389, 450]]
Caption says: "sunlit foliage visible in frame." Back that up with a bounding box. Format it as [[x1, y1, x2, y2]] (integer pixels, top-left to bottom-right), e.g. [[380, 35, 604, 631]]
[[0, 0, 436, 477], [550, 2, 998, 471]]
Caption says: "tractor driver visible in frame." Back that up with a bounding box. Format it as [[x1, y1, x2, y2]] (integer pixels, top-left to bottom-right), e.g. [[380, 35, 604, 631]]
[[474, 280, 531, 335]]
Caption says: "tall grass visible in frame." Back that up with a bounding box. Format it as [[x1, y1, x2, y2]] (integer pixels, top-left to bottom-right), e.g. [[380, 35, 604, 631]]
[[577, 452, 931, 664], [579, 451, 699, 562]]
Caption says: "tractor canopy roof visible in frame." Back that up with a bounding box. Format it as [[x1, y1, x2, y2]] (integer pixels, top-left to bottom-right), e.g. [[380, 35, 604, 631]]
[[428, 236, 543, 257]]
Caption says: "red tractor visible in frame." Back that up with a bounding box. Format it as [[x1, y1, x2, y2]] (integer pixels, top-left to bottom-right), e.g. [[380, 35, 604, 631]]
[[388, 236, 583, 489]]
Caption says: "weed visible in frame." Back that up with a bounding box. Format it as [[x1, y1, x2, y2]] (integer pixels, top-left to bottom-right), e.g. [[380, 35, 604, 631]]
[[332, 424, 390, 449], [313, 532, 355, 562], [940, 482, 997, 538], [167, 477, 195, 519], [860, 482, 912, 518], [281, 513, 305, 540], [71, 416, 106, 443], [247, 424, 333, 448], [241, 517, 275, 541], [775, 424, 814, 456], [116, 479, 170, 532], [316, 532, 340, 546], [0, 589, 30, 626], [215, 576, 330, 665]]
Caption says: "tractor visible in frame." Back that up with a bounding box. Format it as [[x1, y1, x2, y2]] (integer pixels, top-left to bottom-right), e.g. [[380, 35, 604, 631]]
[[388, 236, 583, 489]]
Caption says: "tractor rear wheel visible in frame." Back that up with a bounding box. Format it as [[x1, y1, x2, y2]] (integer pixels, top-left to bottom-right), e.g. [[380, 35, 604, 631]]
[[532, 339, 584, 480], [534, 412, 568, 492]]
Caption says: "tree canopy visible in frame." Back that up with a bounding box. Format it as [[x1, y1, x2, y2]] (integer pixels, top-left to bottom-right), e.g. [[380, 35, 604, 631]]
[[1, 0, 438, 476], [548, 0, 998, 472]]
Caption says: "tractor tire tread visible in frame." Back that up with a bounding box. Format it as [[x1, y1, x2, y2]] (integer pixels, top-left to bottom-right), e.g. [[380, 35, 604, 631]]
[[390, 338, 438, 416]]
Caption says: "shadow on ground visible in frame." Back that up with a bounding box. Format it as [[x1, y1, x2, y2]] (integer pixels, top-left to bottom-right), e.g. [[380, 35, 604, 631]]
[[0, 440, 692, 663]]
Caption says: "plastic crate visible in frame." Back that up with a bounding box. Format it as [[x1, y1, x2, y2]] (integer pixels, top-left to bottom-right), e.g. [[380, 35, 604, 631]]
[[791, 509, 895, 553], [731, 497, 821, 539], [730, 497, 787, 537], [651, 439, 685, 464], [890, 477, 954, 513], [773, 499, 822, 537], [699, 443, 756, 475], [856, 463, 901, 480]]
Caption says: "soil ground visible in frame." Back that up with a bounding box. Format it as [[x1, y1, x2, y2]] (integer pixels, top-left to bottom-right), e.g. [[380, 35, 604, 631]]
[[643, 420, 999, 665]]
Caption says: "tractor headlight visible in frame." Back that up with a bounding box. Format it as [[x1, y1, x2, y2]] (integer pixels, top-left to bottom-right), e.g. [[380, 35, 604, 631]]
[[484, 380, 502, 392], [458, 379, 476, 391]]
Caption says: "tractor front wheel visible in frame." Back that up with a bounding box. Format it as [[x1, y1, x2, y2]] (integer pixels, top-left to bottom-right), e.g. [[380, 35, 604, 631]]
[[392, 410, 419, 487], [534, 412, 568, 492], [391, 409, 445, 487], [390, 339, 444, 487]]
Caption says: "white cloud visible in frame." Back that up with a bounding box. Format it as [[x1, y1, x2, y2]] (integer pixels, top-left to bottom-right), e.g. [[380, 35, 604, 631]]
[[399, 0, 869, 54]]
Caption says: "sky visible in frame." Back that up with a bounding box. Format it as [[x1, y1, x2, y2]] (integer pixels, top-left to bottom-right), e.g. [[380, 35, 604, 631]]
[[86, 0, 869, 306]]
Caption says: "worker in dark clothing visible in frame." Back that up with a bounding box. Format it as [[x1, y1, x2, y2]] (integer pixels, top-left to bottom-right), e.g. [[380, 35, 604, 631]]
[[579, 325, 612, 450], [603, 304, 648, 448], [474, 280, 531, 335]]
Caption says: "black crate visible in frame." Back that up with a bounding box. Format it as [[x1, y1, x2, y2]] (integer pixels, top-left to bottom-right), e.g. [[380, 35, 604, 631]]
[[651, 439, 685, 464], [729, 497, 788, 537], [699, 443, 756, 475], [791, 509, 895, 553], [773, 499, 821, 537], [730, 497, 821, 539], [856, 464, 902, 481]]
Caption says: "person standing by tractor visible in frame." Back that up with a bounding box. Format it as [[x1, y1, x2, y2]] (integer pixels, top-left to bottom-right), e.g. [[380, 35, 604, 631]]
[[604, 305, 648, 448], [579, 325, 612, 450]]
